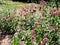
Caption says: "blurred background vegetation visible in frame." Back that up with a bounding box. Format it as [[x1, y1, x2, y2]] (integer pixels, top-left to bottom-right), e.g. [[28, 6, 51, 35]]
[[0, 0, 60, 3], [0, 0, 60, 18], [0, 0, 27, 19]]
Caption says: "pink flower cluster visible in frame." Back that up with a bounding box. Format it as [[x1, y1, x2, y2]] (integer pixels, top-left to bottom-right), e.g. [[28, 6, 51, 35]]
[[53, 11, 60, 16], [31, 9, 36, 13], [32, 35, 36, 40], [51, 7, 60, 16], [43, 37, 49, 43], [51, 7, 57, 12], [24, 12, 30, 16], [40, 37, 49, 45], [40, 0, 47, 6], [35, 22, 41, 25]]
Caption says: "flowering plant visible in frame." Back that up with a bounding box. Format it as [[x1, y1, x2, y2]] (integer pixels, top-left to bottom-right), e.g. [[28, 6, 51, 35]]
[[13, 1, 60, 45], [0, 15, 19, 35], [0, 0, 60, 45]]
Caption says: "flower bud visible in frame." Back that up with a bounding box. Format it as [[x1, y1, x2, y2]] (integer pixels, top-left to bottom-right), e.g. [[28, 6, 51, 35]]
[[43, 37, 49, 43], [32, 35, 36, 40]]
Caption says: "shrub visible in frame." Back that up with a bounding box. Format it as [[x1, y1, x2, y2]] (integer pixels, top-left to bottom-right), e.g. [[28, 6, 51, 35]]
[[13, 1, 60, 45], [0, 15, 19, 35]]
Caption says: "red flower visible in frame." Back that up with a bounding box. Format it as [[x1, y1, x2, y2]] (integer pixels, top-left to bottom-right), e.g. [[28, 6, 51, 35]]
[[24, 12, 30, 16], [32, 35, 35, 40], [40, 0, 47, 6], [31, 9, 36, 13], [43, 37, 49, 43], [51, 7, 57, 12], [53, 11, 60, 16], [35, 22, 41, 25]]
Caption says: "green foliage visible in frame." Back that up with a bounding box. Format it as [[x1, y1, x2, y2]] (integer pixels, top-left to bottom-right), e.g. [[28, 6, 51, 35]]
[[14, 37, 20, 45], [0, 15, 19, 34]]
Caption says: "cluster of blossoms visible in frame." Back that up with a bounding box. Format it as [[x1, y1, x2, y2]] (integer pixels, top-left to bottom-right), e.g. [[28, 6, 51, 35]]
[[0, 14, 19, 34], [2, 14, 19, 20], [53, 10, 60, 16], [51, 7, 60, 16], [40, 38, 49, 45], [40, 0, 47, 6]]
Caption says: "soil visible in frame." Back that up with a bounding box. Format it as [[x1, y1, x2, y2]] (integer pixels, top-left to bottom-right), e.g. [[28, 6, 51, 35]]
[[0, 35, 12, 45]]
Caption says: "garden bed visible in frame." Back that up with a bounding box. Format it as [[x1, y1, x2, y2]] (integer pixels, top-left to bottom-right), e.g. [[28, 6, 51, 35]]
[[0, 0, 60, 45]]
